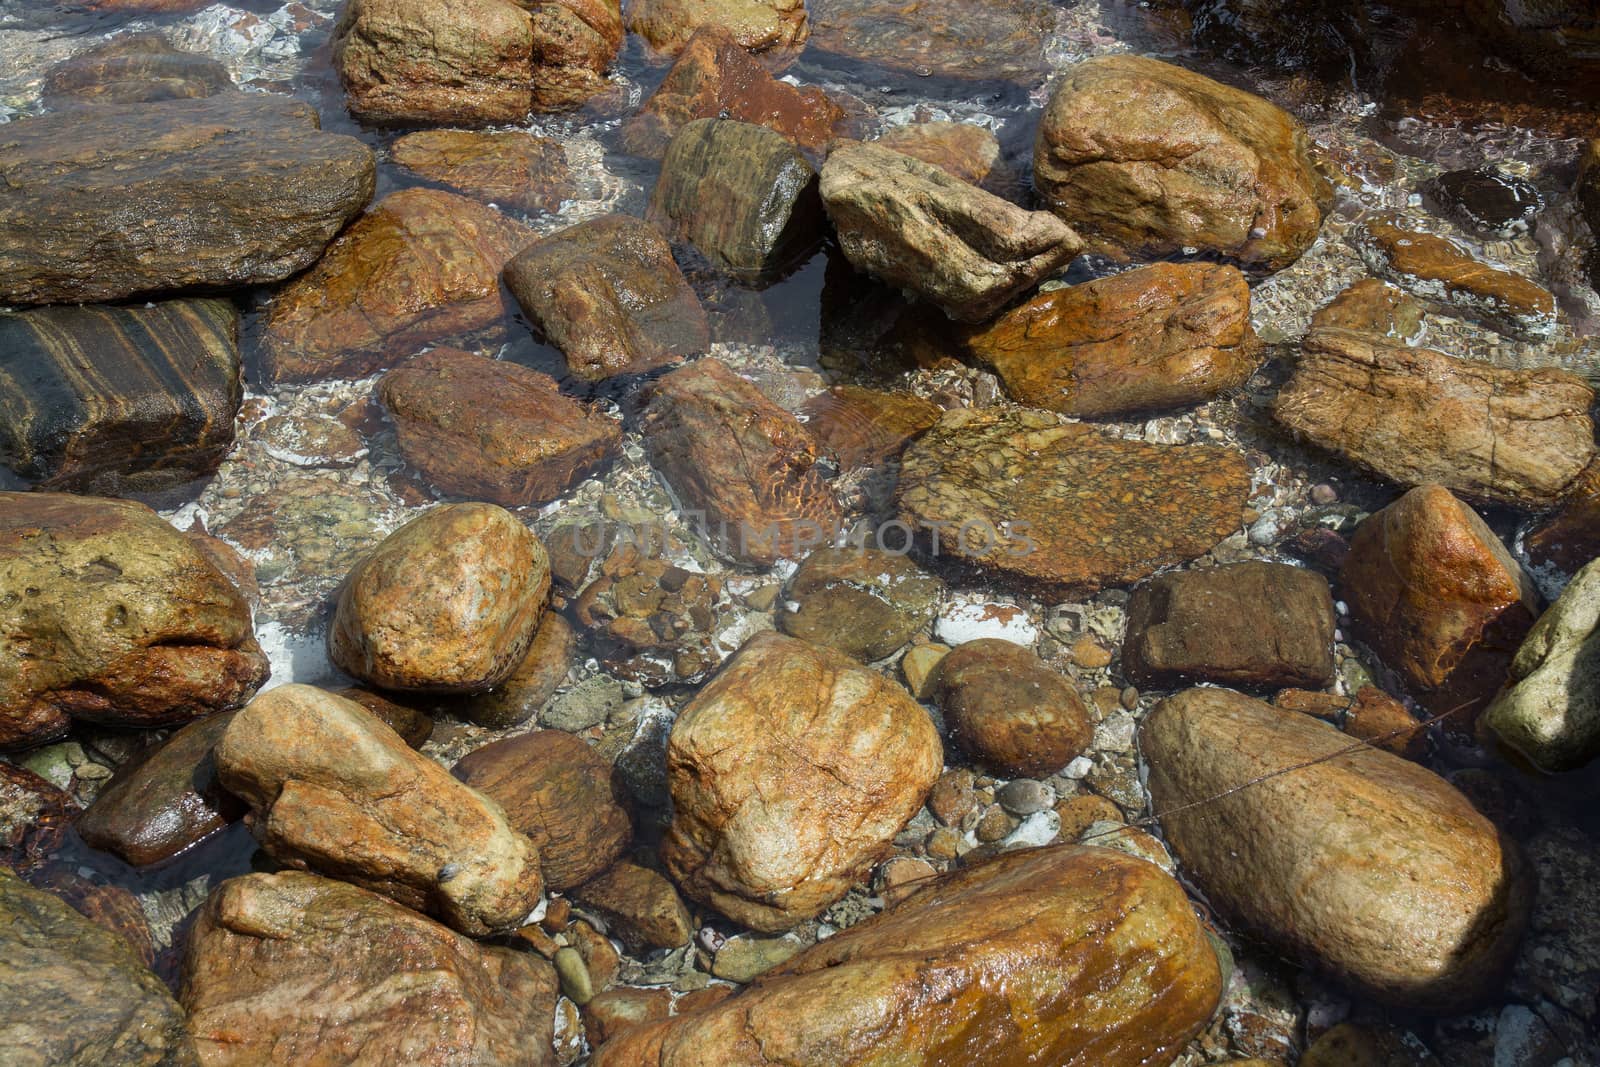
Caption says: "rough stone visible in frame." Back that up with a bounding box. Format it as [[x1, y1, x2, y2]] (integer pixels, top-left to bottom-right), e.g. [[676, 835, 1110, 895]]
[[448, 612, 575, 729], [628, 0, 808, 59], [712, 935, 803, 982], [796, 385, 941, 469], [0, 762, 78, 877], [1309, 278, 1425, 342], [391, 128, 576, 215], [525, 0, 626, 112], [777, 547, 943, 662], [934, 638, 1092, 777], [806, 0, 1058, 85], [42, 34, 233, 108], [584, 987, 673, 1046], [570, 861, 694, 952]]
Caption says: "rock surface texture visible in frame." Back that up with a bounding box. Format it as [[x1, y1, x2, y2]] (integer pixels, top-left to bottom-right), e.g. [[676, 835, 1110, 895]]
[[806, 0, 1059, 85], [934, 638, 1092, 776], [390, 129, 575, 215], [776, 547, 943, 662], [627, 0, 808, 58]]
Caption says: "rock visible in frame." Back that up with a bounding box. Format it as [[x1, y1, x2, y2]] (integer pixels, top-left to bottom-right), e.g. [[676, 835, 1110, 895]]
[[777, 547, 943, 661], [1526, 458, 1600, 574], [1580, 140, 1600, 255], [1301, 1022, 1441, 1066], [379, 348, 621, 505], [640, 358, 842, 566], [0, 94, 373, 307], [1034, 55, 1327, 271], [591, 844, 1222, 1066], [76, 712, 242, 867], [934, 638, 1092, 777], [503, 213, 709, 380], [449, 613, 576, 729], [620, 26, 856, 160], [1351, 214, 1558, 340], [1423, 166, 1544, 239], [648, 119, 825, 283], [0, 298, 241, 497], [543, 673, 625, 732], [584, 987, 673, 1046], [934, 597, 1039, 645], [1309, 278, 1425, 342], [554, 946, 595, 1004], [524, 0, 626, 112], [0, 762, 78, 876], [806, 0, 1058, 85], [1342, 686, 1429, 760], [0, 867, 195, 1067], [876, 121, 1009, 190], [796, 385, 940, 469], [390, 128, 576, 215], [1483, 558, 1600, 771], [29, 867, 157, 969], [897, 408, 1250, 595], [962, 262, 1260, 417], [628, 0, 808, 59], [453, 730, 632, 890], [996, 778, 1053, 817], [712, 935, 802, 982], [900, 643, 949, 700], [41, 34, 233, 108], [0, 493, 267, 751], [216, 685, 544, 936], [1122, 561, 1336, 690], [330, 503, 549, 693], [570, 861, 694, 952], [1142, 687, 1530, 1009], [1275, 328, 1594, 508], [334, 688, 436, 748], [662, 632, 942, 931], [181, 871, 557, 1065], [1341, 485, 1540, 724], [261, 188, 534, 384], [820, 140, 1081, 323]]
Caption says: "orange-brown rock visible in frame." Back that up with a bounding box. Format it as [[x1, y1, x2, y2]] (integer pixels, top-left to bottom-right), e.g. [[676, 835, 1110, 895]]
[[934, 638, 1092, 777], [1309, 278, 1424, 342], [584, 986, 674, 1047], [627, 0, 808, 60], [453, 730, 632, 891], [215, 685, 545, 936], [1340, 485, 1540, 724], [1143, 687, 1530, 1010], [964, 262, 1260, 417], [806, 0, 1058, 86], [1526, 458, 1600, 574], [571, 861, 695, 952], [640, 359, 842, 566], [379, 348, 621, 506], [592, 844, 1222, 1066], [876, 121, 1009, 190], [261, 188, 535, 384], [0, 763, 77, 876], [798, 385, 941, 469], [41, 34, 233, 108], [525, 0, 625, 111], [390, 129, 576, 215], [333, 688, 435, 748], [1273, 686, 1428, 760], [182, 871, 557, 1065], [661, 632, 942, 931], [447, 612, 575, 729]]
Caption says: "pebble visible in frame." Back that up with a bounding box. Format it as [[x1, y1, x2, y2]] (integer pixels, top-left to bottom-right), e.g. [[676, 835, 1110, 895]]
[[1001, 810, 1060, 849], [1062, 756, 1094, 780]]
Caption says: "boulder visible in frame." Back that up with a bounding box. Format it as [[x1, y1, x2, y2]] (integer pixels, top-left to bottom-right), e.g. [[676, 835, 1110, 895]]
[[777, 547, 943, 662], [797, 385, 941, 469], [933, 638, 1092, 777], [1143, 687, 1530, 1010], [592, 845, 1222, 1066], [0, 493, 267, 751], [661, 632, 942, 931], [1309, 278, 1424, 341], [1034, 55, 1327, 271], [41, 34, 233, 108], [181, 871, 557, 1065], [962, 262, 1260, 416], [627, 0, 808, 59], [525, 0, 626, 111], [1275, 328, 1593, 508], [820, 140, 1081, 323], [329, 503, 550, 693], [0, 94, 373, 306], [390, 129, 576, 215], [876, 121, 1010, 190], [448, 612, 576, 729], [379, 348, 621, 506], [262, 188, 534, 384], [806, 0, 1058, 86], [216, 685, 544, 936], [503, 213, 709, 380], [570, 862, 695, 952]]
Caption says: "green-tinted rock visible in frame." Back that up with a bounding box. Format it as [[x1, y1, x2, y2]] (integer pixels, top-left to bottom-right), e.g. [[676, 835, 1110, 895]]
[[777, 547, 942, 661], [712, 935, 802, 982]]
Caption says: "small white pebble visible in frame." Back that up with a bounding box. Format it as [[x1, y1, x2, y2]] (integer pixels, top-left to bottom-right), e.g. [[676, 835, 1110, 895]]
[[1063, 756, 1094, 780]]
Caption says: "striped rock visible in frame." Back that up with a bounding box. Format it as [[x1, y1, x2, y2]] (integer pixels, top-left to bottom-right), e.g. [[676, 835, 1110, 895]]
[[0, 298, 242, 497]]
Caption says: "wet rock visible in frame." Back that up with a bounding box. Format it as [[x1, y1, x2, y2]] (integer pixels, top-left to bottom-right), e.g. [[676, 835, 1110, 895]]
[[1143, 687, 1530, 1010], [1351, 214, 1558, 340], [627, 0, 808, 59], [0, 762, 78, 876], [1276, 686, 1427, 760], [29, 867, 157, 969], [712, 934, 802, 982], [1341, 485, 1540, 724], [777, 547, 943, 662], [1422, 166, 1543, 239], [821, 140, 1081, 323], [584, 986, 673, 1045], [876, 120, 1010, 191], [449, 613, 576, 729], [329, 502, 550, 693], [649, 119, 825, 283], [897, 408, 1250, 595], [334, 687, 436, 748], [250, 413, 367, 470], [262, 188, 534, 384], [453, 730, 632, 890], [504, 213, 709, 380], [379, 348, 621, 506], [806, 0, 1058, 85], [0, 94, 373, 306], [570, 861, 694, 951], [525, 0, 626, 112], [0, 298, 241, 498], [1526, 458, 1600, 575], [216, 684, 544, 936], [1123, 561, 1337, 690], [797, 385, 941, 469], [1275, 328, 1594, 508], [391, 128, 576, 215], [1301, 1022, 1441, 1066], [0, 493, 267, 751], [1, 867, 195, 1067], [640, 358, 842, 566], [900, 642, 949, 700], [934, 638, 1092, 777], [182, 871, 557, 1065], [592, 845, 1222, 1066], [962, 262, 1260, 417], [1034, 55, 1327, 272], [1309, 278, 1425, 342], [662, 632, 940, 931], [41, 34, 233, 108]]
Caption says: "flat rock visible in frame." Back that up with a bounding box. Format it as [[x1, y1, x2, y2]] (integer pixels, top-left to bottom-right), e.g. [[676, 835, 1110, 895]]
[[570, 861, 695, 952], [806, 0, 1058, 85], [182, 871, 557, 1066], [0, 493, 267, 751], [379, 348, 621, 506], [1143, 687, 1530, 1010], [0, 94, 373, 306], [777, 547, 943, 661], [897, 408, 1250, 595], [42, 34, 233, 108], [261, 188, 535, 385], [1034, 55, 1327, 271], [963, 261, 1260, 416], [661, 631, 942, 931], [504, 213, 709, 380], [391, 129, 576, 215], [1275, 327, 1594, 508], [448, 612, 576, 729], [216, 685, 544, 936], [797, 385, 941, 469], [821, 140, 1081, 323], [1309, 278, 1425, 341], [592, 845, 1222, 1066], [934, 638, 1092, 777], [628, 0, 808, 59]]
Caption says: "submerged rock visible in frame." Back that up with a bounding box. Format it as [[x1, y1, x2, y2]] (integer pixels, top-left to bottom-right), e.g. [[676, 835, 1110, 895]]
[[627, 0, 808, 59], [1526, 459, 1600, 575], [390, 129, 576, 215], [1423, 166, 1544, 239], [934, 638, 1092, 777], [41, 34, 233, 108], [876, 121, 1011, 191], [806, 0, 1058, 85], [570, 862, 695, 952], [777, 547, 943, 662], [448, 612, 576, 729], [1309, 278, 1425, 341], [797, 385, 941, 469]]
